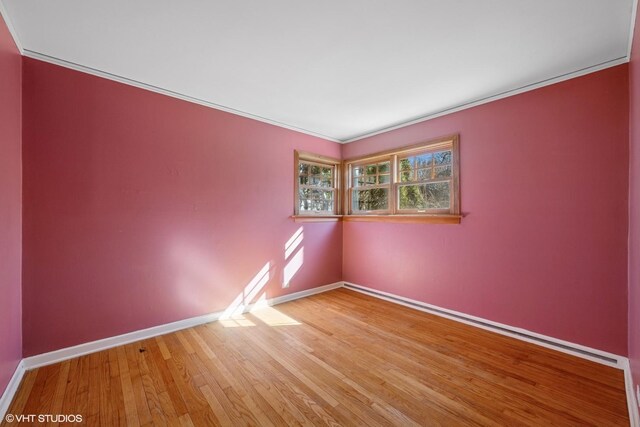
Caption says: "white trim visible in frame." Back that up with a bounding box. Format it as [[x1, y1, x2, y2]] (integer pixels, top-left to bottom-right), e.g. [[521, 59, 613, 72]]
[[342, 57, 628, 143], [262, 282, 342, 306], [0, 360, 25, 421], [628, 0, 636, 412], [0, 1, 23, 54], [342, 282, 624, 367], [22, 50, 341, 144], [622, 358, 640, 427], [22, 281, 342, 370], [629, 0, 639, 60]]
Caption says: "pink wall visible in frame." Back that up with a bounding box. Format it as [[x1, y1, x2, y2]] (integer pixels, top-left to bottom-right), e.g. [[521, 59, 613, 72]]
[[17, 39, 632, 360], [343, 65, 629, 355], [22, 58, 342, 356], [0, 15, 22, 395], [629, 12, 640, 388]]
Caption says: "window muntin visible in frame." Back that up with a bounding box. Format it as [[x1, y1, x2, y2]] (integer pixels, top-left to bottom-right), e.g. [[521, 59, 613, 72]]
[[345, 135, 459, 216], [294, 151, 341, 216], [351, 160, 391, 213]]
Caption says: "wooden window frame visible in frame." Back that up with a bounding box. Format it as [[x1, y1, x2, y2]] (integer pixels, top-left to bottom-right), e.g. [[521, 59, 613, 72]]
[[343, 134, 461, 223], [292, 151, 342, 222]]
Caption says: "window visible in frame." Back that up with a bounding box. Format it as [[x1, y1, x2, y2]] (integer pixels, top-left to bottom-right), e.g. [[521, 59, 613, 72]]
[[291, 135, 460, 224], [351, 160, 391, 213], [293, 151, 341, 218], [345, 135, 460, 220]]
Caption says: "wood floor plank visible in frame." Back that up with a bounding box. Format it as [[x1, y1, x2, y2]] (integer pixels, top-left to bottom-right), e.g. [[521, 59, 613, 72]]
[[116, 346, 140, 427], [1, 288, 630, 426], [85, 352, 101, 426], [47, 360, 71, 427], [199, 385, 233, 426], [124, 344, 153, 426]]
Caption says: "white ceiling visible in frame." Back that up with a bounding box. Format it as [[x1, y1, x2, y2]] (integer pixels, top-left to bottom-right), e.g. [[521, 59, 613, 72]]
[[1, 1, 636, 142]]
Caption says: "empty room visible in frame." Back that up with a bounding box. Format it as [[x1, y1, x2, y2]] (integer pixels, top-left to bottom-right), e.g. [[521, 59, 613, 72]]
[[1, 1, 640, 425]]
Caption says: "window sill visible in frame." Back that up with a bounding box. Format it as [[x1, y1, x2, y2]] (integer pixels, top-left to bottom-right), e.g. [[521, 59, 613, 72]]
[[291, 215, 343, 223], [291, 214, 462, 224], [343, 214, 462, 224]]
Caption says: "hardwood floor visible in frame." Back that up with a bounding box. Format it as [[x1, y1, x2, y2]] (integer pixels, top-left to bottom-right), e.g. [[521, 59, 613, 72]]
[[3, 288, 630, 426]]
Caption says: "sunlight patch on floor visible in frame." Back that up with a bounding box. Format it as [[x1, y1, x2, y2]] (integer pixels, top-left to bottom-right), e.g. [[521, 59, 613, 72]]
[[219, 315, 256, 328], [251, 303, 301, 327]]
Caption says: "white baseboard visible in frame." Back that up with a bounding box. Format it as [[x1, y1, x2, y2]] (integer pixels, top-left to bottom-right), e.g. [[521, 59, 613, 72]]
[[0, 360, 25, 421], [22, 281, 343, 370], [343, 281, 640, 426], [622, 358, 640, 427]]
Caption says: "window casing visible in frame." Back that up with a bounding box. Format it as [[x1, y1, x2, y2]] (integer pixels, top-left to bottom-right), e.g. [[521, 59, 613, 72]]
[[294, 151, 341, 216], [345, 135, 460, 217]]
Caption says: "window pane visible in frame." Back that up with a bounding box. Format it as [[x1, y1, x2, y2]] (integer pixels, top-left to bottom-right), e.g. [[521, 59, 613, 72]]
[[435, 165, 451, 178], [300, 163, 333, 189], [352, 188, 389, 211], [300, 198, 335, 212], [378, 162, 390, 173], [414, 153, 432, 168], [321, 167, 333, 178], [304, 189, 333, 200], [299, 189, 334, 212], [353, 160, 391, 188], [399, 150, 453, 183], [417, 168, 432, 180], [399, 158, 413, 171], [312, 199, 334, 212], [398, 182, 450, 210], [434, 150, 452, 165]]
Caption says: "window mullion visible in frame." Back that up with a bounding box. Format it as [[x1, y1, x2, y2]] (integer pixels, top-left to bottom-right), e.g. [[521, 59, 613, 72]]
[[391, 154, 397, 215]]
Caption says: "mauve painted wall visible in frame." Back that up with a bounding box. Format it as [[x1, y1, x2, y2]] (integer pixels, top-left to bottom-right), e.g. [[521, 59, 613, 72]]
[[22, 58, 342, 356], [629, 11, 640, 389], [342, 65, 629, 355], [0, 15, 22, 395]]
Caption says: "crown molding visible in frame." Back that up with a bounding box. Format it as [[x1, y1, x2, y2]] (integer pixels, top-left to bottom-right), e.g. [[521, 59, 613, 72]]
[[629, 0, 639, 60], [0, 0, 23, 54]]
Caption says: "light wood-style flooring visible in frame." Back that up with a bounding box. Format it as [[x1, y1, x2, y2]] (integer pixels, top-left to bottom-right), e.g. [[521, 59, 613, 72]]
[[2, 288, 630, 426]]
